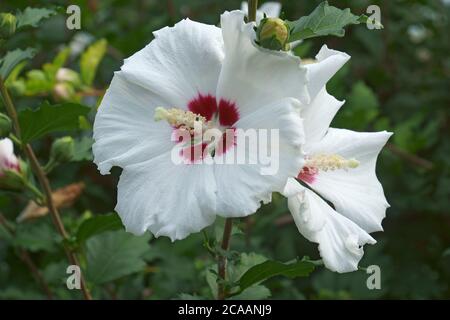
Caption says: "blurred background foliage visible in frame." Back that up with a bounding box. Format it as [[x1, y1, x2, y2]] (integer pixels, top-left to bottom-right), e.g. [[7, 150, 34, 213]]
[[0, 0, 449, 299]]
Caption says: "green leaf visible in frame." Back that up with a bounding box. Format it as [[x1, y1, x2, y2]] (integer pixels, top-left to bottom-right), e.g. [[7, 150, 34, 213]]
[[14, 221, 62, 253], [236, 259, 315, 293], [22, 69, 52, 95], [4, 61, 27, 85], [18, 102, 90, 143], [288, 1, 365, 41], [333, 81, 379, 131], [16, 7, 57, 29], [80, 39, 107, 86], [206, 252, 269, 299], [0, 48, 37, 80], [86, 230, 151, 284], [76, 213, 123, 243], [231, 285, 271, 300], [178, 293, 206, 300], [0, 224, 14, 242]]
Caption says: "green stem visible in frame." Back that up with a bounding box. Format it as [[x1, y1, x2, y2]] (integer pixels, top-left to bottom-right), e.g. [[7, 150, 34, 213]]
[[248, 0, 259, 22], [217, 218, 233, 300], [24, 180, 44, 202], [43, 158, 58, 174], [8, 133, 22, 147]]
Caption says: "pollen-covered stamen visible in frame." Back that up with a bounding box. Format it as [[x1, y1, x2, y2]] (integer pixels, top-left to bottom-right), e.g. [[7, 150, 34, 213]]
[[299, 154, 359, 184], [304, 154, 360, 172], [154, 107, 208, 133]]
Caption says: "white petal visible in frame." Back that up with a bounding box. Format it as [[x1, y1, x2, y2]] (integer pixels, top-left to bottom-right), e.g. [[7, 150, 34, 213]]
[[286, 181, 376, 273], [121, 19, 224, 108], [0, 138, 14, 159], [240, 2, 281, 23], [307, 128, 393, 232], [301, 88, 344, 149], [214, 98, 305, 217], [93, 73, 174, 174], [284, 178, 327, 238], [116, 152, 217, 241], [259, 2, 282, 18], [0, 138, 18, 170], [304, 45, 350, 101], [217, 10, 309, 120]]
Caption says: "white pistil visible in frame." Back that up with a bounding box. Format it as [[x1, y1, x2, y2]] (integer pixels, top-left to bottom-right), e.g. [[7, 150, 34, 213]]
[[304, 154, 360, 172]]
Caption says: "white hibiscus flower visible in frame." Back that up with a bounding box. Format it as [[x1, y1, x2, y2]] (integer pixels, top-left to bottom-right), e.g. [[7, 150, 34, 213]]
[[93, 11, 310, 241], [283, 45, 393, 273]]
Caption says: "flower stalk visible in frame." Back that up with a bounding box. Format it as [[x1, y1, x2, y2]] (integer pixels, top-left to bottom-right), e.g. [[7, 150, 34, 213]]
[[217, 218, 233, 300], [0, 76, 92, 300], [248, 0, 258, 23]]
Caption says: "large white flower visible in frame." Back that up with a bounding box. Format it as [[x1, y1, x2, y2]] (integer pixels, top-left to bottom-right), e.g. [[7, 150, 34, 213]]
[[93, 11, 310, 241], [283, 45, 392, 273]]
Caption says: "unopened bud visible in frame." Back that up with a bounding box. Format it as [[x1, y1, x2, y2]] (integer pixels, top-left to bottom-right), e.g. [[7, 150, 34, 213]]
[[0, 138, 23, 191], [56, 68, 82, 88], [256, 18, 290, 51], [0, 165, 24, 190], [0, 13, 17, 38], [50, 137, 75, 164], [0, 113, 12, 138]]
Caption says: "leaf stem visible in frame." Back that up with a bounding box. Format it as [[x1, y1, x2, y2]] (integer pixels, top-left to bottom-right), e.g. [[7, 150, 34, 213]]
[[24, 179, 44, 202], [248, 0, 258, 23], [217, 218, 233, 300], [0, 76, 92, 300]]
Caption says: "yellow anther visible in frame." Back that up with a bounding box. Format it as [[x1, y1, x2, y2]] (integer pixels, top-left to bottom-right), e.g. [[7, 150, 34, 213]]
[[305, 154, 360, 172], [154, 107, 207, 129]]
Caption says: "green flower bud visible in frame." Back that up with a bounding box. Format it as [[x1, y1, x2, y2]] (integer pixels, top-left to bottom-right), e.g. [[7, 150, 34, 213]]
[[256, 18, 290, 51], [0, 160, 26, 191], [0, 13, 17, 38], [0, 113, 12, 138], [0, 169, 23, 190], [50, 136, 75, 164]]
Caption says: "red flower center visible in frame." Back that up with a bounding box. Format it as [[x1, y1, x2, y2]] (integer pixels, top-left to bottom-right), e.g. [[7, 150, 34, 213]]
[[187, 93, 239, 127], [178, 94, 239, 164]]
